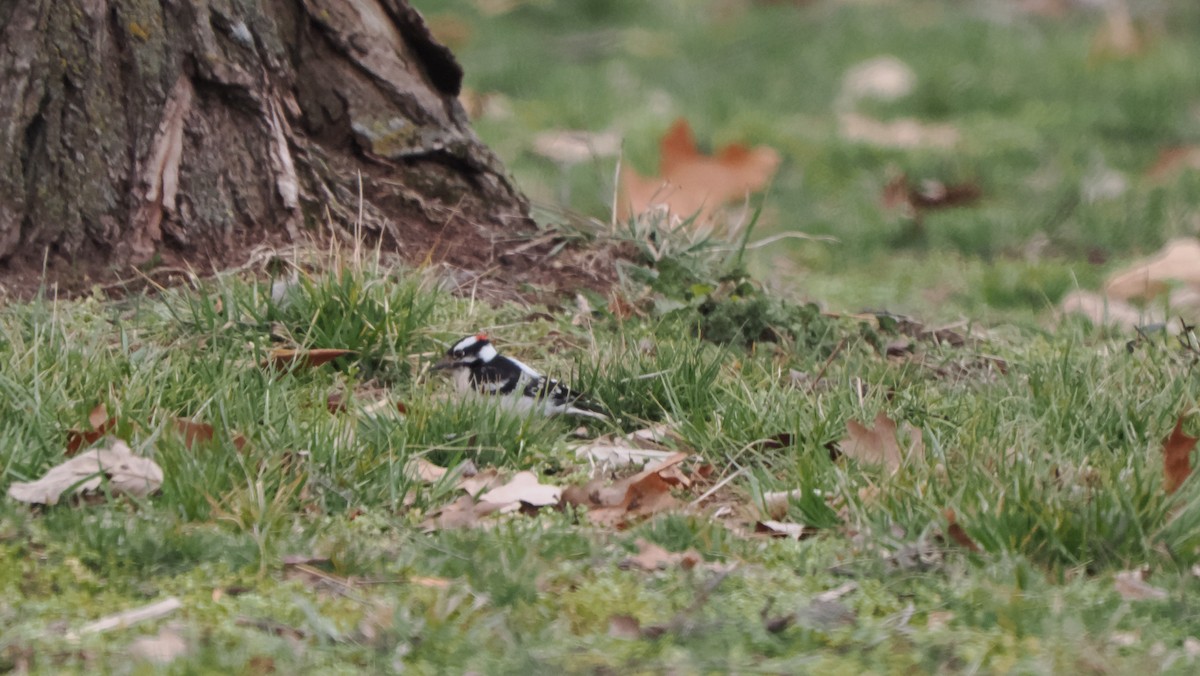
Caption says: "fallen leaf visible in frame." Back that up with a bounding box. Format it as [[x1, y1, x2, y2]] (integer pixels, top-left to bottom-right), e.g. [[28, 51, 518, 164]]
[[405, 457, 448, 484], [128, 623, 189, 664], [754, 520, 817, 540], [570, 452, 691, 528], [8, 441, 163, 505], [1106, 238, 1200, 302], [943, 509, 982, 553], [478, 471, 562, 512], [1163, 415, 1197, 494], [618, 118, 780, 222], [420, 495, 479, 531], [65, 403, 118, 456], [1114, 569, 1168, 601], [621, 538, 702, 572], [458, 468, 503, 497], [264, 348, 355, 369], [837, 412, 924, 473]]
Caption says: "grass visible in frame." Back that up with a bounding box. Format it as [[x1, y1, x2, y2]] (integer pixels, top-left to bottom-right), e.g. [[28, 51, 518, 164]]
[[2, 247, 1200, 672], [5, 0, 1200, 672], [443, 0, 1200, 321]]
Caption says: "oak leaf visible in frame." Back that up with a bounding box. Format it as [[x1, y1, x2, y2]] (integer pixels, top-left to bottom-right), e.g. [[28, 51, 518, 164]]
[[837, 412, 924, 473], [618, 118, 779, 222]]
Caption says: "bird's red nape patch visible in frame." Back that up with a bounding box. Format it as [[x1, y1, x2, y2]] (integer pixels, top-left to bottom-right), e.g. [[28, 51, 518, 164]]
[[476, 332, 489, 342]]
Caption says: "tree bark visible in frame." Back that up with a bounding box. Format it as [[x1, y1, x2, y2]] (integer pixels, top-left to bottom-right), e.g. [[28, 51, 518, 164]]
[[0, 0, 531, 292]]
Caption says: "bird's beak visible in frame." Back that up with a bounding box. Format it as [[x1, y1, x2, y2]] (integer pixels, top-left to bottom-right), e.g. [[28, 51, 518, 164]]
[[431, 358, 457, 371]]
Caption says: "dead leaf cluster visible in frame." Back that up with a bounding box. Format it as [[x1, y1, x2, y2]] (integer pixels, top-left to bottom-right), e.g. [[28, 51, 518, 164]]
[[420, 469, 562, 531], [1061, 238, 1200, 331], [562, 452, 691, 528]]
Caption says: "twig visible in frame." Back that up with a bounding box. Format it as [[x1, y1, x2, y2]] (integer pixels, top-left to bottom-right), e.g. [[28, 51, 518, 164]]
[[71, 597, 182, 638], [808, 337, 847, 395]]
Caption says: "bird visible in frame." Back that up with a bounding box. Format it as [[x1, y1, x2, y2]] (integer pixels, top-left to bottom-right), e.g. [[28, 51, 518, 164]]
[[432, 332, 609, 420]]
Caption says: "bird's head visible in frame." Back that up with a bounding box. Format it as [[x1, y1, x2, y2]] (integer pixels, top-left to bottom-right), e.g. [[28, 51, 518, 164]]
[[433, 332, 497, 370]]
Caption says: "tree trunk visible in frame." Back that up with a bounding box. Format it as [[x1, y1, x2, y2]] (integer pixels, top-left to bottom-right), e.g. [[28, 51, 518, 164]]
[[0, 0, 533, 294]]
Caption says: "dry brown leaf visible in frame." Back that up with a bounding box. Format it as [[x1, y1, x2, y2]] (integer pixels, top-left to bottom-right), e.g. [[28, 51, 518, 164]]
[[264, 348, 355, 369], [943, 509, 982, 553], [1164, 415, 1198, 495], [1114, 569, 1168, 601], [1106, 238, 1200, 302], [587, 472, 679, 528], [838, 412, 924, 473], [66, 403, 118, 456], [618, 118, 780, 222], [621, 538, 702, 572], [8, 441, 163, 505], [754, 520, 818, 540], [405, 457, 448, 484], [420, 495, 478, 531], [478, 471, 562, 511], [458, 468, 503, 497]]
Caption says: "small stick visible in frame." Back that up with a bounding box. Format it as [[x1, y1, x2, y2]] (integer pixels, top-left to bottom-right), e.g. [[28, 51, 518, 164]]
[[809, 338, 847, 395], [72, 597, 183, 638]]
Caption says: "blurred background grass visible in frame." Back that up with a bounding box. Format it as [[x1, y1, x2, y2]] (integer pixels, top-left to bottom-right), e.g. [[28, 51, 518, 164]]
[[430, 0, 1200, 321]]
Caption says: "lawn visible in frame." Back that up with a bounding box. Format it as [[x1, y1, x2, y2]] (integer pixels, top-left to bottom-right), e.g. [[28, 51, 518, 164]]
[[5, 0, 1200, 673]]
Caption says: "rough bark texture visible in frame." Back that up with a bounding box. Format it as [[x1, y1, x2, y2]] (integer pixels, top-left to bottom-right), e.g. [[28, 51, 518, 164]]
[[0, 0, 546, 296]]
